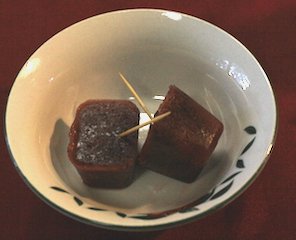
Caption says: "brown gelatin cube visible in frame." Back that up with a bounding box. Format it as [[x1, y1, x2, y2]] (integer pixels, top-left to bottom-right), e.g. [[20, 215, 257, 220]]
[[139, 85, 223, 183], [67, 100, 139, 188]]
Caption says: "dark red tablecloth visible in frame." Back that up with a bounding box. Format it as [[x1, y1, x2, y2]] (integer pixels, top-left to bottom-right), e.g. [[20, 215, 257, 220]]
[[1, 1, 295, 239]]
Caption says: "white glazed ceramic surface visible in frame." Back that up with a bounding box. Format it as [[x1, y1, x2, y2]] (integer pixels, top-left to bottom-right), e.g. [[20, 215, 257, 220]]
[[5, 9, 277, 230]]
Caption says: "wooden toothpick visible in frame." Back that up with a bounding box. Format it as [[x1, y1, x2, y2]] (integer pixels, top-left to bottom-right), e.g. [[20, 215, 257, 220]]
[[118, 111, 171, 137], [119, 72, 153, 120]]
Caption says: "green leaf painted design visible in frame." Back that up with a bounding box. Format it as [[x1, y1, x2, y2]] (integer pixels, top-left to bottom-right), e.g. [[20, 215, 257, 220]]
[[87, 207, 106, 211], [50, 186, 68, 193], [241, 137, 256, 156], [194, 188, 216, 205], [73, 196, 83, 206], [210, 180, 234, 200], [116, 212, 127, 218], [129, 214, 164, 220], [179, 207, 199, 213], [244, 126, 257, 135], [221, 171, 242, 184], [236, 159, 245, 168]]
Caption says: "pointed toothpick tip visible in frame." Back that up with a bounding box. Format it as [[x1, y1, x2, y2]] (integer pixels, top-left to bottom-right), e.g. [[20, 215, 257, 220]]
[[118, 72, 153, 120]]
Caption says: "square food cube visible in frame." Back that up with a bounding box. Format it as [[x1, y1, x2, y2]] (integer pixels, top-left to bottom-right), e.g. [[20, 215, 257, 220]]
[[67, 100, 139, 188], [139, 85, 223, 183]]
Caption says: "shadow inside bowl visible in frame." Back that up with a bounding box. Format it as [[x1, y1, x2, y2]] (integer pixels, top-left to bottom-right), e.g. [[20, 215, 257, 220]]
[[49, 118, 232, 214], [50, 119, 80, 191]]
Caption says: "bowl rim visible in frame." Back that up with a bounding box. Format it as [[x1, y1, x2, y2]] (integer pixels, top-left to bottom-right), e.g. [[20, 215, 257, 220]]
[[4, 8, 278, 231]]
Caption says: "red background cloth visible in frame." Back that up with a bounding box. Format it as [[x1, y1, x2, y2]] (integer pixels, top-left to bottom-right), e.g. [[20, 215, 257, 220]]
[[1, 1, 295, 239]]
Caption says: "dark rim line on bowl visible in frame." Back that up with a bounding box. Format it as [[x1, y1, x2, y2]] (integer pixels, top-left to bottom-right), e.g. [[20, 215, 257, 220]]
[[4, 9, 278, 231]]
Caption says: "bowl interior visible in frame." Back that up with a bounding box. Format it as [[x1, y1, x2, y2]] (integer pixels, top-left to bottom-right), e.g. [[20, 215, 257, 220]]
[[6, 10, 276, 229]]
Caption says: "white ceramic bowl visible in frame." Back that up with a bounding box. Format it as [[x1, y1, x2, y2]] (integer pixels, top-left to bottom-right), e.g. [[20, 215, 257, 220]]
[[5, 9, 277, 231]]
